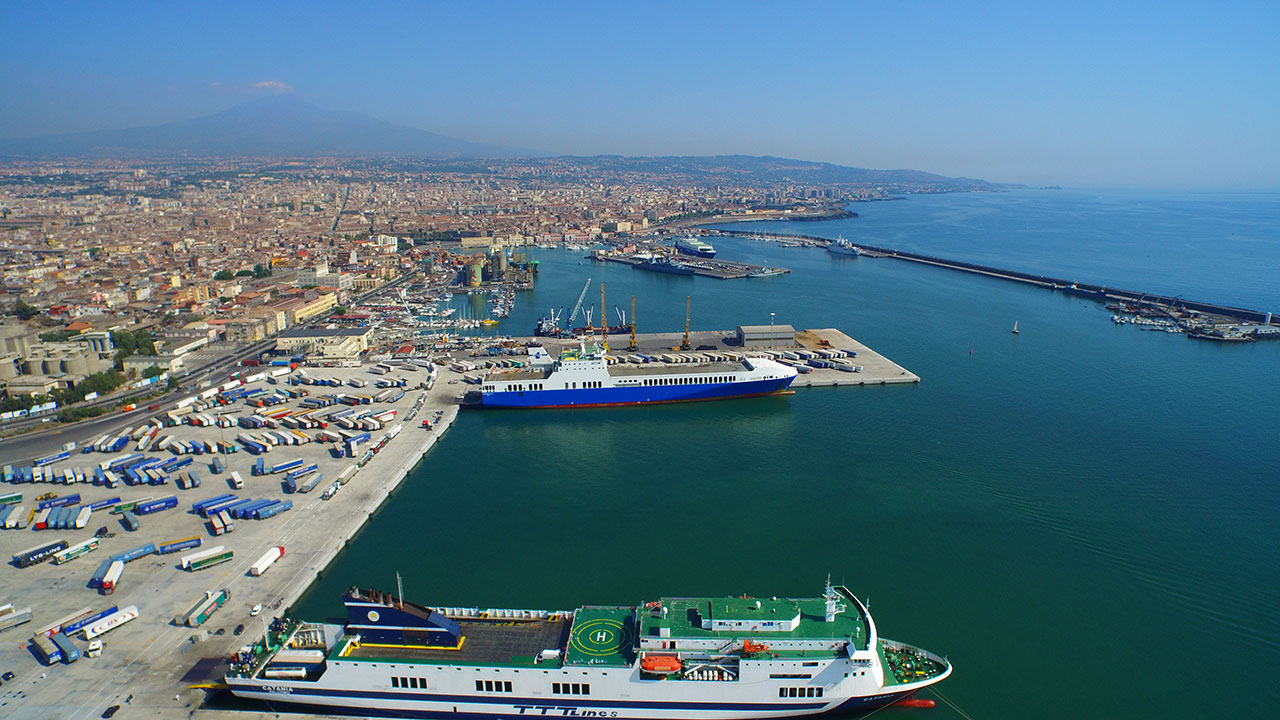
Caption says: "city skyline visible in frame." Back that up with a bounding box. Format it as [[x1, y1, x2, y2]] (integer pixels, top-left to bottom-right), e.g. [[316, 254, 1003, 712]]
[[2, 1, 1278, 188]]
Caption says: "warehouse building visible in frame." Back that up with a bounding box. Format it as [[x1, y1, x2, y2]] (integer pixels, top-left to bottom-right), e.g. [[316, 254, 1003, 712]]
[[735, 324, 796, 348]]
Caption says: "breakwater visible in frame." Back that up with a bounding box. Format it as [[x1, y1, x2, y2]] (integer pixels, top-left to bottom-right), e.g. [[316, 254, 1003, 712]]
[[712, 229, 1278, 325]]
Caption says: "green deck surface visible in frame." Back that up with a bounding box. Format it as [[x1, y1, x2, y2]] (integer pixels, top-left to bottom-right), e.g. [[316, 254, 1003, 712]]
[[640, 593, 870, 652], [565, 606, 636, 667]]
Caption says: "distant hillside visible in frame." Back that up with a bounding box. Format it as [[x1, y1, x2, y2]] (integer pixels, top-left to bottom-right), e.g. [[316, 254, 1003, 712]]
[[0, 96, 528, 158], [560, 155, 997, 191]]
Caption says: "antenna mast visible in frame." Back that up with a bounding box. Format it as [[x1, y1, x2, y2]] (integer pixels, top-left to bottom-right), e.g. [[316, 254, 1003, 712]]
[[396, 571, 404, 608]]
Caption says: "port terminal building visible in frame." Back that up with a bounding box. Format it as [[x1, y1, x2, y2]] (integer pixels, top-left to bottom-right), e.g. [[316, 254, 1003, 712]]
[[736, 324, 796, 348]]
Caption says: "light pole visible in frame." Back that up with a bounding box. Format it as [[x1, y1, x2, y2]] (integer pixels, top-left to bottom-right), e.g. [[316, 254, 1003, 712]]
[[770, 312, 775, 348]]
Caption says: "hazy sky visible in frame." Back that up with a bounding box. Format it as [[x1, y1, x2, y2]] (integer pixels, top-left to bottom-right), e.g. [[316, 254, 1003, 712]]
[[2, 1, 1277, 188]]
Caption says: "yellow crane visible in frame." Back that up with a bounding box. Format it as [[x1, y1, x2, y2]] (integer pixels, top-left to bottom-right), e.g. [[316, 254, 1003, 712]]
[[681, 296, 691, 350]]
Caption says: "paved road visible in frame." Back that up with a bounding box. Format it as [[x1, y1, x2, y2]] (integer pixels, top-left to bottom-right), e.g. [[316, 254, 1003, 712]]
[[0, 340, 273, 465]]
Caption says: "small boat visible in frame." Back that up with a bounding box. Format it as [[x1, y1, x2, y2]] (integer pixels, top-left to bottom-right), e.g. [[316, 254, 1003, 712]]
[[250, 604, 262, 616], [640, 655, 682, 674], [1011, 321, 1019, 335]]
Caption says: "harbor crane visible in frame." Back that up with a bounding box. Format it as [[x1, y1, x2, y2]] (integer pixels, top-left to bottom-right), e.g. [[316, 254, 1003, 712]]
[[628, 296, 637, 351], [681, 296, 692, 350], [566, 278, 592, 332]]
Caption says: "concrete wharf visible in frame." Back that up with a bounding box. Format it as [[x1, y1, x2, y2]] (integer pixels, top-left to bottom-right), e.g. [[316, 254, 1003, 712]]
[[713, 229, 1279, 326], [526, 328, 919, 389], [591, 252, 789, 280], [0, 328, 912, 719], [0, 363, 470, 720]]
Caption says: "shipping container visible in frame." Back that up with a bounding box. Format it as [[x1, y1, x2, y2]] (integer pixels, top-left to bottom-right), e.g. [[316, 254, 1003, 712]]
[[100, 560, 124, 594], [158, 536, 202, 555], [82, 605, 138, 639], [210, 513, 226, 536], [112, 543, 156, 563], [189, 550, 234, 572], [14, 539, 69, 567], [255, 500, 293, 520], [135, 495, 179, 515], [229, 471, 244, 489], [33, 634, 62, 664], [249, 546, 285, 576], [179, 546, 227, 570], [217, 509, 234, 533], [53, 538, 99, 564], [0, 604, 34, 634], [120, 510, 140, 532], [234, 499, 275, 519], [89, 558, 113, 588], [190, 493, 237, 515], [51, 632, 81, 663]]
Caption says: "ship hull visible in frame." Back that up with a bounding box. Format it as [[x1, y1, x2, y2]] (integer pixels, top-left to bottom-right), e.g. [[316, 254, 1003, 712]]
[[225, 682, 925, 720], [481, 376, 794, 408]]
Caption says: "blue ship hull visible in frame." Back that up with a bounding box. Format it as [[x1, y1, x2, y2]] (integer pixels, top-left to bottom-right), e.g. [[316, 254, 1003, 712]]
[[481, 377, 794, 408]]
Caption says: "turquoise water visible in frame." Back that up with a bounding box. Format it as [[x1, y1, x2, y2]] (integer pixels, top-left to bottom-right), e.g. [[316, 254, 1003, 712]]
[[295, 189, 1280, 719]]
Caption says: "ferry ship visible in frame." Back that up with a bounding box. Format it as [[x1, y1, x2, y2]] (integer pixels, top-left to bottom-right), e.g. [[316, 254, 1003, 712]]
[[224, 580, 952, 719], [473, 344, 797, 408], [675, 237, 717, 258]]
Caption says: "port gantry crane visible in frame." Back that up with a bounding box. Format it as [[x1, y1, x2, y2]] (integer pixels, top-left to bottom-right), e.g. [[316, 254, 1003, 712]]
[[566, 278, 592, 335]]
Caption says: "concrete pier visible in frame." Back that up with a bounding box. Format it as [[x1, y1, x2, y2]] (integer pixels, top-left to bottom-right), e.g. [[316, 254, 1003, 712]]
[[0, 328, 913, 719], [0, 364, 468, 720]]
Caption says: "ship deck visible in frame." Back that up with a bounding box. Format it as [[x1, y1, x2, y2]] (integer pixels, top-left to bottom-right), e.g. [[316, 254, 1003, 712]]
[[608, 361, 744, 377], [335, 617, 572, 668], [640, 594, 871, 653]]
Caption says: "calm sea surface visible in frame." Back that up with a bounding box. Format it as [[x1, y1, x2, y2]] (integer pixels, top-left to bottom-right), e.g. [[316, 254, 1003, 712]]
[[295, 189, 1280, 719]]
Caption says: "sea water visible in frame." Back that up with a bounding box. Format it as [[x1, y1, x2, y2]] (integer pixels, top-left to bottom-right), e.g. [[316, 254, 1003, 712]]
[[295, 188, 1279, 719]]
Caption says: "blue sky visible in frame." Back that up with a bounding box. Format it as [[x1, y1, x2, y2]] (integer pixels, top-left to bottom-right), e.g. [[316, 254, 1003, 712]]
[[2, 1, 1277, 188]]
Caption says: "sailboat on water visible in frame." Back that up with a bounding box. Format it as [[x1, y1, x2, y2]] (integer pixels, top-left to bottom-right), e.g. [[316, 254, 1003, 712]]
[[1011, 321, 1019, 335]]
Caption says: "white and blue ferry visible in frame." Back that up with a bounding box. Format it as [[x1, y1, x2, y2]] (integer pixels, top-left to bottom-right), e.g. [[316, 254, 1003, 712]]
[[675, 237, 717, 258], [475, 344, 797, 409], [225, 580, 951, 719]]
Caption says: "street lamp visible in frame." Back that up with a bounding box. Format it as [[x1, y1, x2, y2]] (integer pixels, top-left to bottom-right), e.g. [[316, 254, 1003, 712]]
[[769, 312, 775, 348]]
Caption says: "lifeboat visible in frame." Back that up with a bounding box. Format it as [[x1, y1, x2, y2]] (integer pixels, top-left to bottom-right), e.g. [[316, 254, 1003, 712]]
[[895, 698, 936, 708], [640, 655, 683, 674], [741, 641, 770, 654]]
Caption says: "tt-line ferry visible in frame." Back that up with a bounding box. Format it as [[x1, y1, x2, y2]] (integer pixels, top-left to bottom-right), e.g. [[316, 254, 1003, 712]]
[[224, 580, 951, 719], [473, 344, 797, 409]]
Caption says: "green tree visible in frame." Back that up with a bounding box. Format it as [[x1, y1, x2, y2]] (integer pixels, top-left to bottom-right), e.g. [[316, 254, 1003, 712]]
[[141, 365, 163, 379], [213, 270, 235, 281], [12, 299, 39, 320], [88, 247, 103, 261], [252, 263, 272, 278]]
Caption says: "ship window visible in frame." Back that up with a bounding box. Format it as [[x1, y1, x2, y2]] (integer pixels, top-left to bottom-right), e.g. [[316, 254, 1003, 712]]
[[582, 684, 590, 695], [476, 680, 484, 691], [571, 683, 580, 695], [779, 689, 786, 698], [817, 688, 824, 697], [789, 688, 798, 697], [392, 677, 400, 688], [505, 681, 513, 692], [553, 683, 560, 693]]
